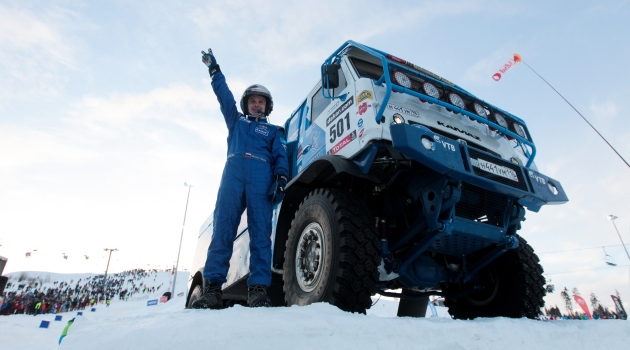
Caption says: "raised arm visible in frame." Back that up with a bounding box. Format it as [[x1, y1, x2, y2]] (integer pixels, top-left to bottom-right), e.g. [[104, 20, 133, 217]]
[[202, 48, 241, 130]]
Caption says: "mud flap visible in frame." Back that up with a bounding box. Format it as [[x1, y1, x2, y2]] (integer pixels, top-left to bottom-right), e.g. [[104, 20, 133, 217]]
[[396, 288, 429, 318]]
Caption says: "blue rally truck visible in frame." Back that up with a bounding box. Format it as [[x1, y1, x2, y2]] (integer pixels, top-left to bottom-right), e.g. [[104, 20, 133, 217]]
[[187, 41, 568, 319]]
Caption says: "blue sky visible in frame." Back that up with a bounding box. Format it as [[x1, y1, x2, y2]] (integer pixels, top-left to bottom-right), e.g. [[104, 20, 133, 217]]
[[1, 0, 629, 311]]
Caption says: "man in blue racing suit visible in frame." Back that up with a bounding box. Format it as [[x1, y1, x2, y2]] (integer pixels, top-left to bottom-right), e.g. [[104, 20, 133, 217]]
[[192, 48, 289, 309]]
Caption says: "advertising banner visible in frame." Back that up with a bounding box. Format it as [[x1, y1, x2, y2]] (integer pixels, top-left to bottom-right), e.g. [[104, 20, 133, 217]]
[[573, 295, 592, 319], [611, 295, 628, 319], [492, 54, 522, 81], [147, 299, 158, 306]]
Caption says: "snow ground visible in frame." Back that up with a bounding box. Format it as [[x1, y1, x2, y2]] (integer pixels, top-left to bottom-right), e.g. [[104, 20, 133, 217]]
[[2, 272, 628, 350]]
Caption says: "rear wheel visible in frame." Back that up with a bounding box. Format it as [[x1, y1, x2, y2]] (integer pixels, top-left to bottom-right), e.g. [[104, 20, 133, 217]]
[[444, 235, 545, 319], [283, 188, 380, 313]]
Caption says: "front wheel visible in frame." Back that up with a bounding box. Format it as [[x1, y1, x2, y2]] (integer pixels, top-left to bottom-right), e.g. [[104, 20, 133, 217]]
[[283, 188, 380, 313], [444, 235, 545, 319], [186, 285, 202, 309]]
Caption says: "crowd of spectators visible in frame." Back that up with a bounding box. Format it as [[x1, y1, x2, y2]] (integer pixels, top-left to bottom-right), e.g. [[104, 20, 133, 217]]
[[0, 268, 167, 316]]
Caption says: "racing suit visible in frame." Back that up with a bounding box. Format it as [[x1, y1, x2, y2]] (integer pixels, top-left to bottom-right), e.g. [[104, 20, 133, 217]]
[[203, 71, 289, 287]]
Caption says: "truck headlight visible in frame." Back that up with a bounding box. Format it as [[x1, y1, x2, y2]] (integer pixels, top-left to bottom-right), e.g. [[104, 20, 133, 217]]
[[392, 113, 405, 124], [421, 136, 435, 151], [548, 182, 559, 195]]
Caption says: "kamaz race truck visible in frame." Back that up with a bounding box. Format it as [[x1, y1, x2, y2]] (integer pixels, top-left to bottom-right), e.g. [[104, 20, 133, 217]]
[[187, 41, 568, 319]]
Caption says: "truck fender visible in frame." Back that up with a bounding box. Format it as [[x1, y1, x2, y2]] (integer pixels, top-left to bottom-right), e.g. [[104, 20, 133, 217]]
[[272, 155, 378, 268]]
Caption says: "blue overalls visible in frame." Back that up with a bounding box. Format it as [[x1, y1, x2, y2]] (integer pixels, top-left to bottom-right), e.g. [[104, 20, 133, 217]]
[[203, 72, 288, 287]]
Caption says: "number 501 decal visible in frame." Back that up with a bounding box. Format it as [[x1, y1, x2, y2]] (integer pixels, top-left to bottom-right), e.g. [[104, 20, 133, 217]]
[[329, 113, 351, 143]]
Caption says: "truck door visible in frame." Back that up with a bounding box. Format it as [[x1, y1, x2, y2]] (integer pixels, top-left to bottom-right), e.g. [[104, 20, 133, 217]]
[[298, 62, 354, 171], [285, 102, 305, 179]]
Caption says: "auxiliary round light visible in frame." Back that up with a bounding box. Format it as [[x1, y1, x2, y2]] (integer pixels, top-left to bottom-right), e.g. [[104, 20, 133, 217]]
[[494, 113, 508, 129], [392, 70, 412, 88], [473, 102, 487, 118], [392, 113, 405, 124], [421, 137, 435, 151], [514, 123, 528, 139], [448, 93, 465, 109], [548, 182, 559, 195], [422, 82, 440, 99]]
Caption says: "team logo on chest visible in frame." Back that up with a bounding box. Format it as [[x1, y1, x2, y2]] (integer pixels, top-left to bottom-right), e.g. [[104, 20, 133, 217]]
[[255, 126, 269, 136]]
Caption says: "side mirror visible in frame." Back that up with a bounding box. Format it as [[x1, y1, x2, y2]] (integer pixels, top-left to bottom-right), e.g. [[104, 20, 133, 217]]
[[321, 63, 340, 89]]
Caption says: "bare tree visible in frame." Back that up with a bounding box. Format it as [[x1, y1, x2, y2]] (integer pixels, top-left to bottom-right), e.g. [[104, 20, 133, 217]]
[[560, 287, 573, 315], [590, 293, 601, 317]]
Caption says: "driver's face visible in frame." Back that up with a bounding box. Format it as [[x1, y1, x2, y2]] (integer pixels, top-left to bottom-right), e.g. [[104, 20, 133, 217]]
[[248, 95, 266, 116]]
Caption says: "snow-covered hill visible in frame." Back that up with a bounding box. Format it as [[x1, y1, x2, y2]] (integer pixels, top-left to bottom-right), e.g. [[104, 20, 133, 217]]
[[2, 271, 628, 349]]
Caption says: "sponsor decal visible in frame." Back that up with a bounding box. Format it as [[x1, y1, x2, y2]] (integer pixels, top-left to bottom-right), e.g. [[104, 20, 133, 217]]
[[325, 99, 341, 115], [147, 299, 158, 306], [328, 130, 356, 155], [359, 128, 364, 138], [357, 118, 363, 128], [356, 101, 372, 116], [432, 135, 456, 152], [255, 127, 269, 136], [528, 171, 546, 185], [386, 104, 419, 117], [436, 120, 481, 141], [240, 116, 252, 123], [471, 158, 519, 182], [492, 53, 522, 82], [357, 90, 374, 104], [329, 113, 351, 143], [325, 97, 354, 126]]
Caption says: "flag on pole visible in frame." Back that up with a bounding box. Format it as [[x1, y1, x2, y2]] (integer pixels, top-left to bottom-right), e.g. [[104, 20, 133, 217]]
[[492, 54, 522, 81], [573, 295, 592, 319]]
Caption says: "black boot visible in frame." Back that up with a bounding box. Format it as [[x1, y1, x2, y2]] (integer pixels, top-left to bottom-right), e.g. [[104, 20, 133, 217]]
[[247, 284, 272, 307], [191, 283, 223, 309]]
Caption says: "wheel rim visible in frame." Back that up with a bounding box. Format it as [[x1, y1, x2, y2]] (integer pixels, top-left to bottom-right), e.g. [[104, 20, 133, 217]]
[[295, 222, 326, 293], [465, 270, 500, 306]]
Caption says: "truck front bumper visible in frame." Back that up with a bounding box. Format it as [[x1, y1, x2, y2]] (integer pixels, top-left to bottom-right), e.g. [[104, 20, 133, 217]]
[[390, 123, 568, 212]]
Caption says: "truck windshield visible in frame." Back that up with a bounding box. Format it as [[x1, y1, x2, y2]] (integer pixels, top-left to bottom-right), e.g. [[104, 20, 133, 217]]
[[349, 58, 384, 80]]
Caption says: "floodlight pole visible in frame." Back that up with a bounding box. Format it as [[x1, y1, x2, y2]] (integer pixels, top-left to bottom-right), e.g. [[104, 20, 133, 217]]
[[607, 215, 630, 261], [172, 182, 192, 298], [103, 248, 118, 294]]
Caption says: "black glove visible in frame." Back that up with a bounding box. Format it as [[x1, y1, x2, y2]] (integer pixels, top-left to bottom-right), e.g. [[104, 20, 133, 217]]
[[201, 48, 220, 77], [268, 175, 287, 205]]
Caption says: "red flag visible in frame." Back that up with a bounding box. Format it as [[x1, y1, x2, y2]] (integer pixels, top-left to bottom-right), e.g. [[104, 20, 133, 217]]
[[573, 295, 592, 319], [492, 54, 522, 81]]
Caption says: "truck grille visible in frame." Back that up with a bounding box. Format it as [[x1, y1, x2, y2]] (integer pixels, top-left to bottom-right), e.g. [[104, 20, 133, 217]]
[[467, 148, 528, 191], [421, 123, 501, 158], [456, 183, 509, 227]]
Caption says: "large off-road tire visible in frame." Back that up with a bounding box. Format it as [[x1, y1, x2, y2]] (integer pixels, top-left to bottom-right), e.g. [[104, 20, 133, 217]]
[[444, 235, 545, 319], [186, 285, 202, 309], [283, 188, 380, 313]]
